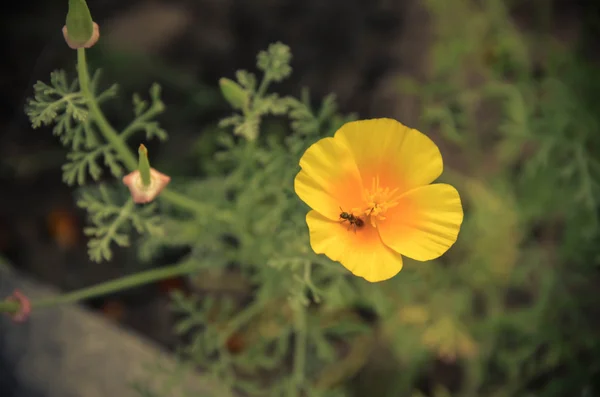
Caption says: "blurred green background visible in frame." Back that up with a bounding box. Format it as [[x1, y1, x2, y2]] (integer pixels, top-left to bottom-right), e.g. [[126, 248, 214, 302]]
[[1, 0, 600, 396]]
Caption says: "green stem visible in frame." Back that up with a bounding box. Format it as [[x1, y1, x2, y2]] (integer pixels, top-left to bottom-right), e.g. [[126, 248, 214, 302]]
[[0, 263, 191, 314], [160, 189, 207, 211], [240, 74, 270, 120], [76, 48, 215, 216], [77, 48, 137, 171], [256, 75, 271, 99], [289, 263, 309, 396], [0, 48, 234, 317], [291, 302, 307, 395], [218, 301, 265, 345], [0, 50, 229, 315], [0, 299, 19, 315], [302, 260, 322, 303]]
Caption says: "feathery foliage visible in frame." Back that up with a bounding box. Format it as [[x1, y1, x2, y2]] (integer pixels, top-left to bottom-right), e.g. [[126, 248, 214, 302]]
[[21, 0, 600, 396]]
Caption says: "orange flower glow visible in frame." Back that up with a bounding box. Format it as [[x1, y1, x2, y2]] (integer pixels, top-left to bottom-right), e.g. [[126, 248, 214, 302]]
[[294, 118, 464, 282]]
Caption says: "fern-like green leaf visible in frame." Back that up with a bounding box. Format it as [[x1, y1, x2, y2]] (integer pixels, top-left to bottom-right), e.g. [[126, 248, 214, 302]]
[[236, 70, 257, 93], [77, 185, 164, 262], [25, 68, 118, 155], [233, 117, 260, 141], [62, 145, 124, 186], [257, 42, 292, 82], [122, 84, 168, 142], [25, 70, 87, 129]]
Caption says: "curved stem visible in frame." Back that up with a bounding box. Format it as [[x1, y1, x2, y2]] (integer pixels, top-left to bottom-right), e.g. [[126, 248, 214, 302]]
[[77, 49, 137, 171], [0, 50, 224, 315], [76, 48, 212, 215], [255, 75, 271, 99], [0, 263, 192, 314]]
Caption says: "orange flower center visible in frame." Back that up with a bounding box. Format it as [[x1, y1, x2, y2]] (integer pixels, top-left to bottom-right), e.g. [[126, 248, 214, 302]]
[[359, 176, 401, 227]]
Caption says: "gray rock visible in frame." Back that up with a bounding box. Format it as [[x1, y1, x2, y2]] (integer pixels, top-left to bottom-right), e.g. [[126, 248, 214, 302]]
[[0, 264, 230, 397]]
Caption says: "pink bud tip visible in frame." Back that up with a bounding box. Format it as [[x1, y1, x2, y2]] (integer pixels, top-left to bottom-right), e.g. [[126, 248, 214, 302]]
[[6, 289, 31, 323]]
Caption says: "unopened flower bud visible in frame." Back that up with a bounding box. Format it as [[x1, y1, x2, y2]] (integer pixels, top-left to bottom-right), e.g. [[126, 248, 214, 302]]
[[63, 0, 99, 49], [122, 145, 171, 203], [219, 78, 248, 110], [5, 289, 31, 323]]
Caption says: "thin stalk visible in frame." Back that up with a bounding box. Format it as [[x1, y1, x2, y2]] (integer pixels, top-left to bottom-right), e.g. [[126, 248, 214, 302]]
[[0, 263, 192, 314], [289, 263, 309, 396], [77, 48, 137, 171], [76, 48, 214, 215]]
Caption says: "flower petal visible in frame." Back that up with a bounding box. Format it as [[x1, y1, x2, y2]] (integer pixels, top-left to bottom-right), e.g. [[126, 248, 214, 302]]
[[306, 210, 403, 282], [377, 183, 463, 261], [334, 118, 443, 194], [295, 137, 364, 220]]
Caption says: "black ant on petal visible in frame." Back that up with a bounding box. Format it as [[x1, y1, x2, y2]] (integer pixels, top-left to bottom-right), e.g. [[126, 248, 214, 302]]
[[339, 207, 365, 232]]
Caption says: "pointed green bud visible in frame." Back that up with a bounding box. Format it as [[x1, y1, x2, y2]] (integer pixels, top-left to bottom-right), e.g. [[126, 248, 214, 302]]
[[219, 78, 249, 110], [123, 145, 171, 203], [65, 0, 94, 45], [138, 144, 152, 187]]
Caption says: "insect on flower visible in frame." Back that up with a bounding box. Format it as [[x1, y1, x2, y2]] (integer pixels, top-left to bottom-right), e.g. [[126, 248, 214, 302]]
[[294, 118, 464, 282], [339, 207, 365, 232]]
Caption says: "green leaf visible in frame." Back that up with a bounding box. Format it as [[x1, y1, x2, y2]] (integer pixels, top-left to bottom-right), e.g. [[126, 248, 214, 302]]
[[257, 42, 292, 82], [26, 70, 87, 129], [132, 93, 148, 116], [233, 117, 260, 141], [218, 115, 243, 129], [61, 146, 123, 186], [125, 84, 168, 142], [77, 185, 164, 262], [26, 68, 116, 149], [219, 78, 249, 110], [62, 147, 104, 185], [143, 122, 168, 141], [235, 70, 257, 92]]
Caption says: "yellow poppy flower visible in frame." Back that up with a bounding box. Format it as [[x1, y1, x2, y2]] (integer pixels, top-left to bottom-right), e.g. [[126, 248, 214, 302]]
[[294, 118, 463, 282]]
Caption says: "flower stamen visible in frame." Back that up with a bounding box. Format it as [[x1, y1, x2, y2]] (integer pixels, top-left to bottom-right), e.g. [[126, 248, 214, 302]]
[[362, 176, 401, 227]]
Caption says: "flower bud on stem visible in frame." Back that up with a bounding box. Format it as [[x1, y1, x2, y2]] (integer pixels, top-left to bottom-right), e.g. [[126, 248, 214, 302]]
[[0, 264, 192, 320], [63, 0, 99, 49], [122, 144, 171, 203]]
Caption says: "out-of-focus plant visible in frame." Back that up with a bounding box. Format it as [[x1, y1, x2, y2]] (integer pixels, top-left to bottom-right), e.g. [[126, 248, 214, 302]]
[[375, 0, 600, 396], [2, 1, 392, 395], [2, 0, 600, 396]]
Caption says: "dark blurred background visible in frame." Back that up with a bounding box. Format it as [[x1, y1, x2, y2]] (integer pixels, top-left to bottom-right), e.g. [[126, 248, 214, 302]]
[[0, 0, 599, 395]]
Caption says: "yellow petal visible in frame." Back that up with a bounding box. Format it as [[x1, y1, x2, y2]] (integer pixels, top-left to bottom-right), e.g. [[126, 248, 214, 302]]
[[306, 210, 403, 282], [334, 118, 443, 194], [377, 184, 463, 261], [295, 137, 364, 220]]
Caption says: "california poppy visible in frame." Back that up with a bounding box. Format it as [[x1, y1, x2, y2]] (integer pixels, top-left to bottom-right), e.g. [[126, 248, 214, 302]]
[[294, 118, 463, 282]]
